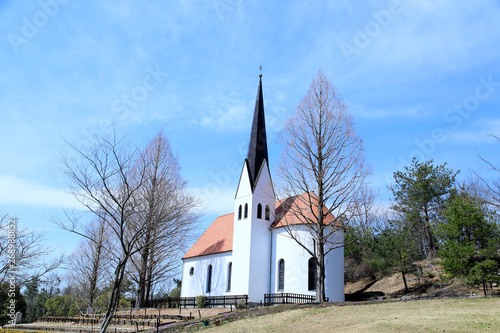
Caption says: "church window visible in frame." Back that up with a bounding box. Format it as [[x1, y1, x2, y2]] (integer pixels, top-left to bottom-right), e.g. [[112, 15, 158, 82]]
[[278, 259, 285, 291], [189, 267, 194, 276], [206, 265, 213, 293], [308, 258, 317, 291], [238, 205, 242, 220], [227, 262, 232, 292], [244, 203, 248, 218], [257, 203, 262, 219], [265, 205, 270, 220]]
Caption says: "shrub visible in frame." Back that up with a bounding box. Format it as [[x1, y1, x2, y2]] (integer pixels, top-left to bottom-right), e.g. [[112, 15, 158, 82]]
[[196, 295, 207, 308], [236, 300, 247, 310], [170, 287, 181, 299]]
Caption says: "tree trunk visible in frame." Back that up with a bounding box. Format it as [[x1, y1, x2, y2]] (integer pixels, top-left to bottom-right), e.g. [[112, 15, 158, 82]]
[[135, 229, 151, 309], [316, 239, 326, 302], [423, 205, 436, 258], [145, 261, 153, 302], [402, 271, 409, 293], [100, 258, 128, 333], [482, 279, 487, 297]]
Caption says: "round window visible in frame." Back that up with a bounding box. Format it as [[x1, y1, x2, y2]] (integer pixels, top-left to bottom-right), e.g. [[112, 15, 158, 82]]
[[189, 267, 194, 276]]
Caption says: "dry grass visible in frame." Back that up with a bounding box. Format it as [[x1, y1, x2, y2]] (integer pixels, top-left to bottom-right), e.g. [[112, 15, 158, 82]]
[[205, 297, 500, 332]]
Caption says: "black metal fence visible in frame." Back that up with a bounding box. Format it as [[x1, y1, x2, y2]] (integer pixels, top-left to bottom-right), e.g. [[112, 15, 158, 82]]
[[143, 294, 248, 308], [264, 293, 321, 306]]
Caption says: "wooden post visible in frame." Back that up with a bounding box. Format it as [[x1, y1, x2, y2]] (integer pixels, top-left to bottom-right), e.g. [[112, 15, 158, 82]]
[[198, 309, 201, 318]]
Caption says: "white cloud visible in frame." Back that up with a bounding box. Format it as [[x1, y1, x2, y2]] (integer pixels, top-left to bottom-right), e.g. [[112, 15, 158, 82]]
[[349, 103, 424, 119], [198, 95, 253, 131], [188, 186, 235, 216], [0, 174, 84, 209], [447, 118, 500, 144]]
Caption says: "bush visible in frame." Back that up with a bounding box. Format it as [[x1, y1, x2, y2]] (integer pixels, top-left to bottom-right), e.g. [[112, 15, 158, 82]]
[[236, 300, 247, 310], [196, 295, 207, 308], [169, 287, 181, 299]]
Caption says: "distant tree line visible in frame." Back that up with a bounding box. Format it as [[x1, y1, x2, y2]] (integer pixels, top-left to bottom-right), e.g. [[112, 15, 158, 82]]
[[345, 157, 500, 296]]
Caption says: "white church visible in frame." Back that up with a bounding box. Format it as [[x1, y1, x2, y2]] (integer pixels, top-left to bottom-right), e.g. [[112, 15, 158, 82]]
[[180, 76, 344, 304]]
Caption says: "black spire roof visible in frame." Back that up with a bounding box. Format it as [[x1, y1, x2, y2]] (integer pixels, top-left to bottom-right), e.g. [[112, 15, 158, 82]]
[[246, 75, 268, 188]]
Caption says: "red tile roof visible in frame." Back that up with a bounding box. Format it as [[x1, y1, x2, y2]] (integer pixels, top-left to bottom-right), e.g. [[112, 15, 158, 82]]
[[182, 192, 339, 259], [182, 213, 234, 259], [272, 192, 338, 228]]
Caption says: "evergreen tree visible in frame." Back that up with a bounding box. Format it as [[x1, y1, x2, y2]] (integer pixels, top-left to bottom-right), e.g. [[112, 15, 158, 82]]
[[438, 191, 500, 279], [469, 260, 500, 296], [389, 158, 458, 259], [0, 283, 26, 325], [368, 221, 419, 292]]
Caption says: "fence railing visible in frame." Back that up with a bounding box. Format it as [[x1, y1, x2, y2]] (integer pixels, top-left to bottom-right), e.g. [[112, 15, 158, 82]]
[[143, 295, 248, 308], [264, 293, 323, 306]]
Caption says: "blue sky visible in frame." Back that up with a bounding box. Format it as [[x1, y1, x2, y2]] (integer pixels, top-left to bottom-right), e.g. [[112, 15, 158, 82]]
[[1, 1, 500, 262]]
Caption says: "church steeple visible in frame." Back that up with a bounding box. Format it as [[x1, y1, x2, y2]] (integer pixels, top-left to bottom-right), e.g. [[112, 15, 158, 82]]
[[246, 75, 268, 188]]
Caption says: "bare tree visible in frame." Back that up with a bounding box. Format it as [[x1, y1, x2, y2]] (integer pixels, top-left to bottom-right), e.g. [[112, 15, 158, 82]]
[[348, 187, 378, 236], [69, 215, 111, 313], [0, 213, 65, 290], [130, 131, 198, 308], [476, 134, 500, 210], [58, 131, 150, 333], [277, 70, 370, 302]]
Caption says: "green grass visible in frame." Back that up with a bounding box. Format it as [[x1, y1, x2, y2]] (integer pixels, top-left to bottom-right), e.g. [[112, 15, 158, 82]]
[[163, 297, 500, 332]]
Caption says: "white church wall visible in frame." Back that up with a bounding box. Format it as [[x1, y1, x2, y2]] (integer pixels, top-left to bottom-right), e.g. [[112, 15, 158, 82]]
[[247, 161, 275, 303], [324, 230, 345, 302], [270, 226, 345, 302], [231, 162, 253, 297], [180, 252, 233, 298]]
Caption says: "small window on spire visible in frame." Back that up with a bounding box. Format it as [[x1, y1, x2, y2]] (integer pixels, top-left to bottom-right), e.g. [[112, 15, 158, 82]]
[[265, 205, 270, 220], [257, 203, 262, 219], [244, 203, 248, 218], [238, 205, 242, 220]]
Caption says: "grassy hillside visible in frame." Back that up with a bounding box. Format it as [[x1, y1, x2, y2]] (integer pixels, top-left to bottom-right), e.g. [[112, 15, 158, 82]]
[[345, 259, 500, 300], [205, 297, 500, 332]]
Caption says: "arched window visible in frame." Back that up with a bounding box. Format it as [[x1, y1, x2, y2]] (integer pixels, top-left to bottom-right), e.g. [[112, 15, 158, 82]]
[[238, 205, 242, 220], [244, 203, 248, 218], [278, 259, 285, 291], [206, 264, 213, 293], [308, 258, 317, 291], [265, 205, 270, 220], [257, 203, 262, 219], [227, 262, 232, 292]]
